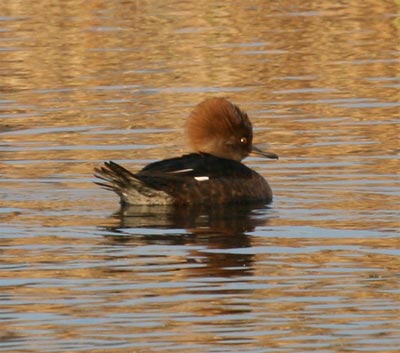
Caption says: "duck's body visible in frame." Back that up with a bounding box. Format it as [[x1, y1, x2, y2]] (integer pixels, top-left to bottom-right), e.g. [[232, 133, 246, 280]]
[[95, 97, 278, 206], [96, 153, 272, 205]]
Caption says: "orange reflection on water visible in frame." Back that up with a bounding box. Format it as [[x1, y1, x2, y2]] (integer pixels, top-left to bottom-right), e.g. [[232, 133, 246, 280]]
[[0, 0, 399, 352]]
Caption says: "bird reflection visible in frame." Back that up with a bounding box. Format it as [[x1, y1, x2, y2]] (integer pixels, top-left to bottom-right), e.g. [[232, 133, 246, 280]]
[[119, 202, 270, 235], [101, 203, 273, 280]]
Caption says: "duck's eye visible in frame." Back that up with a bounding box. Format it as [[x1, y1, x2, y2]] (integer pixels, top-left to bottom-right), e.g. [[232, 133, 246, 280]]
[[240, 137, 247, 144]]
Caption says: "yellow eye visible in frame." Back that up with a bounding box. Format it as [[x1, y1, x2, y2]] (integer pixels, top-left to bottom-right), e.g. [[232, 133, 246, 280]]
[[240, 137, 247, 144]]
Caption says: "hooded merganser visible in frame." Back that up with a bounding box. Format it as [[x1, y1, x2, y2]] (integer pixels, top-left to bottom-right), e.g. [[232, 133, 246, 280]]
[[95, 97, 278, 205]]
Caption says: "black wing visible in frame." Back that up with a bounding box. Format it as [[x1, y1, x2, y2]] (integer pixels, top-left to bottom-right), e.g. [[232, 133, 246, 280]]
[[139, 153, 253, 179]]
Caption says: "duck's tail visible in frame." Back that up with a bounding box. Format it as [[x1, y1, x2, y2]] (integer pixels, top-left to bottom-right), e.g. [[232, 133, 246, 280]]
[[94, 161, 172, 205]]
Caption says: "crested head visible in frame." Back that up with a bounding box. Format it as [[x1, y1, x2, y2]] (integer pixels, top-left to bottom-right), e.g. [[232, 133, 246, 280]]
[[185, 97, 253, 161]]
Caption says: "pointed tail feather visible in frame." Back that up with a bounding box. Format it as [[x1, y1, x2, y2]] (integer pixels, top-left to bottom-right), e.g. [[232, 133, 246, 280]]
[[94, 161, 172, 205], [94, 161, 132, 193]]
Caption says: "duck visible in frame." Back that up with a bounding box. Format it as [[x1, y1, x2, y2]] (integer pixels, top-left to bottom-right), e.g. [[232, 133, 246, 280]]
[[94, 97, 278, 205]]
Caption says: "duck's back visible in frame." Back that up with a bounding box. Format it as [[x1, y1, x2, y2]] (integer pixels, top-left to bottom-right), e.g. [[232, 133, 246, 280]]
[[136, 153, 273, 205]]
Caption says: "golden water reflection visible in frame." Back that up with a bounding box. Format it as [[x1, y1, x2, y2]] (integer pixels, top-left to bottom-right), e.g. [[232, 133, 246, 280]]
[[2, 203, 400, 351], [1, 0, 400, 352]]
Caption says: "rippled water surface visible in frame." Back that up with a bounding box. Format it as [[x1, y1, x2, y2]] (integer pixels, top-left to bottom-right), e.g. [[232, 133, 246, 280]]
[[1, 1, 400, 352]]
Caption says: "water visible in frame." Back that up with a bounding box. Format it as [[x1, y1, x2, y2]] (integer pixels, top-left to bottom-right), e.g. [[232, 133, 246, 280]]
[[1, 1, 399, 352]]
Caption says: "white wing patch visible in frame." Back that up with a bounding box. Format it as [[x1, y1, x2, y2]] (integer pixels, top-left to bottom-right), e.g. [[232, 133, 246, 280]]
[[167, 168, 209, 182], [194, 176, 209, 182], [169, 168, 194, 174]]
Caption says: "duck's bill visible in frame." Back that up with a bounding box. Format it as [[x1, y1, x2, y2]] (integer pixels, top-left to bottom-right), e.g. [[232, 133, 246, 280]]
[[251, 145, 279, 160]]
